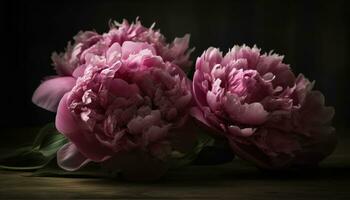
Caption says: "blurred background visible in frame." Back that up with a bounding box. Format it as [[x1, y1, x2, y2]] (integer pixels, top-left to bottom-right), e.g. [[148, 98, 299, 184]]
[[1, 0, 349, 136]]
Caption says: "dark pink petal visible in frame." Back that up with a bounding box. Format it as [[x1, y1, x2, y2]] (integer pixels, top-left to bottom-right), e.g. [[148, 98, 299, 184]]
[[56, 93, 112, 162], [57, 142, 91, 171], [190, 107, 222, 134], [272, 68, 295, 87], [228, 139, 271, 169], [55, 93, 81, 134], [266, 130, 301, 155], [294, 126, 337, 166], [299, 90, 335, 125], [143, 125, 169, 144], [108, 78, 140, 98], [32, 77, 76, 112], [190, 107, 210, 127]]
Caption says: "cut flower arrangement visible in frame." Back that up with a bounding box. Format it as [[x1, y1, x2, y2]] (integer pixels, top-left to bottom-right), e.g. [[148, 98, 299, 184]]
[[0, 19, 336, 181]]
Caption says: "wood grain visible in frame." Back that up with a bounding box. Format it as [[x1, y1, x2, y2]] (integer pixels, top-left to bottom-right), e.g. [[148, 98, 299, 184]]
[[0, 137, 349, 199]]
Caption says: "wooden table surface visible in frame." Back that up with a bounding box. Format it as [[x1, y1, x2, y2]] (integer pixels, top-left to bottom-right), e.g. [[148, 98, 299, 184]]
[[0, 132, 349, 199]]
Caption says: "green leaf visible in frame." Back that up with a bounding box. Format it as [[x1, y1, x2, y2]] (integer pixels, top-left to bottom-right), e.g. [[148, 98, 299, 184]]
[[0, 123, 68, 171], [33, 123, 67, 158], [0, 151, 48, 171]]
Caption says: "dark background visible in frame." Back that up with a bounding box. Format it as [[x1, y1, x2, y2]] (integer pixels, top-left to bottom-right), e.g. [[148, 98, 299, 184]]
[[1, 0, 349, 135]]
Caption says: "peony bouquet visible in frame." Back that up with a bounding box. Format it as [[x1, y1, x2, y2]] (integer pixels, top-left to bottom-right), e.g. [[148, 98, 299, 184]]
[[0, 19, 336, 180]]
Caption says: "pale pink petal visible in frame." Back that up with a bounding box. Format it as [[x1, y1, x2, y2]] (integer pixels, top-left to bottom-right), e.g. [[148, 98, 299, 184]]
[[223, 94, 269, 125], [121, 41, 155, 59], [228, 125, 255, 137], [106, 43, 122, 65], [32, 77, 76, 112], [57, 142, 91, 171]]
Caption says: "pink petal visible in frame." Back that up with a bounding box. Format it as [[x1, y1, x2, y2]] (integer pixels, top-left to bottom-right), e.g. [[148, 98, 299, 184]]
[[121, 41, 156, 59], [224, 94, 269, 125], [228, 125, 255, 137], [238, 102, 269, 125], [106, 43, 122, 65], [57, 142, 91, 171], [32, 76, 76, 112], [169, 34, 190, 56], [190, 107, 222, 134], [72, 65, 86, 78], [55, 93, 80, 134], [228, 138, 271, 169], [267, 130, 301, 155], [192, 71, 209, 109], [143, 125, 169, 144], [108, 78, 140, 98], [202, 47, 223, 68], [56, 93, 112, 162], [206, 91, 219, 111], [294, 126, 337, 166], [300, 91, 335, 124]]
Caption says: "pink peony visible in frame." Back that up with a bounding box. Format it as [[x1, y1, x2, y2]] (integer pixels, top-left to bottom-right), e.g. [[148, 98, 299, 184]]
[[32, 19, 192, 112], [192, 45, 336, 169], [55, 41, 194, 175]]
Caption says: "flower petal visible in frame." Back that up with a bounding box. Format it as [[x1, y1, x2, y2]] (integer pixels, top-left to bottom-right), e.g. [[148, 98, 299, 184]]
[[72, 65, 86, 78], [228, 138, 271, 169], [108, 78, 140, 98], [192, 71, 209, 109], [56, 93, 112, 162], [190, 107, 222, 134], [224, 94, 269, 125], [121, 41, 156, 59], [57, 142, 91, 171], [32, 77, 76, 112], [55, 93, 80, 134]]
